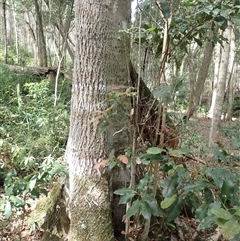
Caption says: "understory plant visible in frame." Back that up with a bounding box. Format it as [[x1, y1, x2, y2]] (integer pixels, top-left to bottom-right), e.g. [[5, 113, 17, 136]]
[[0, 65, 70, 218]]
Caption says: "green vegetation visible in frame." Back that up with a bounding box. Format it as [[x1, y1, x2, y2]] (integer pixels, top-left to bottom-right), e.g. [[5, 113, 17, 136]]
[[0, 65, 70, 220], [98, 80, 240, 240]]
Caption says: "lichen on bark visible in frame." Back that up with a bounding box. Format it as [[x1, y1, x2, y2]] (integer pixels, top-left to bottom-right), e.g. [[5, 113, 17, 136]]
[[68, 175, 114, 241]]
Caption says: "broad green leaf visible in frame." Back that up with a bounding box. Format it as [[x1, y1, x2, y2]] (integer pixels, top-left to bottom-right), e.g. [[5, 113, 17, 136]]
[[161, 194, 177, 209], [31, 188, 40, 198], [195, 205, 209, 221], [169, 148, 192, 155], [138, 176, 152, 191], [160, 175, 178, 198], [211, 208, 232, 220], [234, 209, 240, 217], [205, 167, 229, 189], [183, 180, 208, 193], [9, 196, 25, 207], [216, 218, 226, 227], [198, 215, 217, 230], [212, 148, 227, 162], [166, 198, 183, 221], [114, 188, 136, 196], [28, 178, 37, 191], [173, 79, 183, 93], [141, 193, 156, 203], [140, 200, 152, 219], [146, 147, 163, 155], [221, 179, 234, 202], [4, 201, 12, 219], [107, 160, 117, 169], [147, 26, 157, 32], [142, 193, 163, 217], [222, 219, 240, 240], [194, 37, 202, 47], [123, 200, 140, 220], [119, 193, 135, 205]]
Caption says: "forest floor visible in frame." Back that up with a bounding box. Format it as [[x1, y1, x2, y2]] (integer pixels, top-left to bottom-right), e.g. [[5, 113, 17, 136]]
[[0, 117, 239, 241]]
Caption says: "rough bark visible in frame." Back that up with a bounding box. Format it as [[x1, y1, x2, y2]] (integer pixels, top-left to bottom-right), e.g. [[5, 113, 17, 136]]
[[64, 0, 131, 240], [209, 23, 232, 146]]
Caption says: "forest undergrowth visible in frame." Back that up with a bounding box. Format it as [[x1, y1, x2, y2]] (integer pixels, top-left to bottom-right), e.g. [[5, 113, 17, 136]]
[[1, 66, 240, 240]]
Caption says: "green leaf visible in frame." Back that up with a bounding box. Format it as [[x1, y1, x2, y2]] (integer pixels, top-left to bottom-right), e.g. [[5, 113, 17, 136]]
[[198, 215, 217, 230], [142, 193, 163, 217], [183, 180, 208, 193], [211, 208, 232, 220], [161, 194, 177, 209], [147, 26, 157, 32], [153, 86, 171, 98], [234, 209, 240, 217], [114, 188, 136, 196], [123, 200, 141, 220], [221, 179, 234, 201], [140, 200, 152, 219], [195, 205, 209, 221], [4, 201, 12, 219], [205, 167, 228, 189], [28, 178, 37, 191], [212, 148, 227, 162], [222, 219, 240, 240], [146, 147, 163, 155], [9, 196, 25, 207], [160, 175, 178, 198], [119, 193, 135, 205], [107, 160, 117, 169], [138, 176, 152, 191], [194, 37, 202, 47], [173, 79, 183, 93], [166, 198, 183, 221], [216, 218, 226, 226]]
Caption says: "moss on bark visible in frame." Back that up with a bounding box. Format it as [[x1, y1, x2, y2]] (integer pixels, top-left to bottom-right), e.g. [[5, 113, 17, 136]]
[[68, 175, 114, 241]]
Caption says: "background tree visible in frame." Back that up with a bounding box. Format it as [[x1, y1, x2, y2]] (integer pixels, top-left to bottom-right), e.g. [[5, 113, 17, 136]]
[[209, 22, 232, 146]]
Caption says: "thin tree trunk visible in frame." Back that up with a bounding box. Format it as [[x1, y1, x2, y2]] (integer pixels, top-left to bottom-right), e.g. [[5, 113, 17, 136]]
[[209, 23, 232, 146], [11, 0, 19, 64], [208, 42, 221, 118], [3, 0, 8, 64], [34, 0, 47, 66], [226, 27, 235, 120], [185, 32, 215, 120]]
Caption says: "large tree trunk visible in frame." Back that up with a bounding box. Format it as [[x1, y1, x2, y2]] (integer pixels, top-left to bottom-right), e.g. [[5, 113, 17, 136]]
[[64, 1, 131, 240], [209, 23, 232, 146]]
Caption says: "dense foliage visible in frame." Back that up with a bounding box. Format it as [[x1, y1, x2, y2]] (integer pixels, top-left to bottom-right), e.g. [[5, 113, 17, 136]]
[[0, 65, 70, 218]]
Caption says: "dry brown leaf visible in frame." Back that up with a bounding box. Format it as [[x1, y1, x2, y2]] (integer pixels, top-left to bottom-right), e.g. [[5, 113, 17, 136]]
[[118, 155, 128, 164], [93, 159, 107, 169]]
